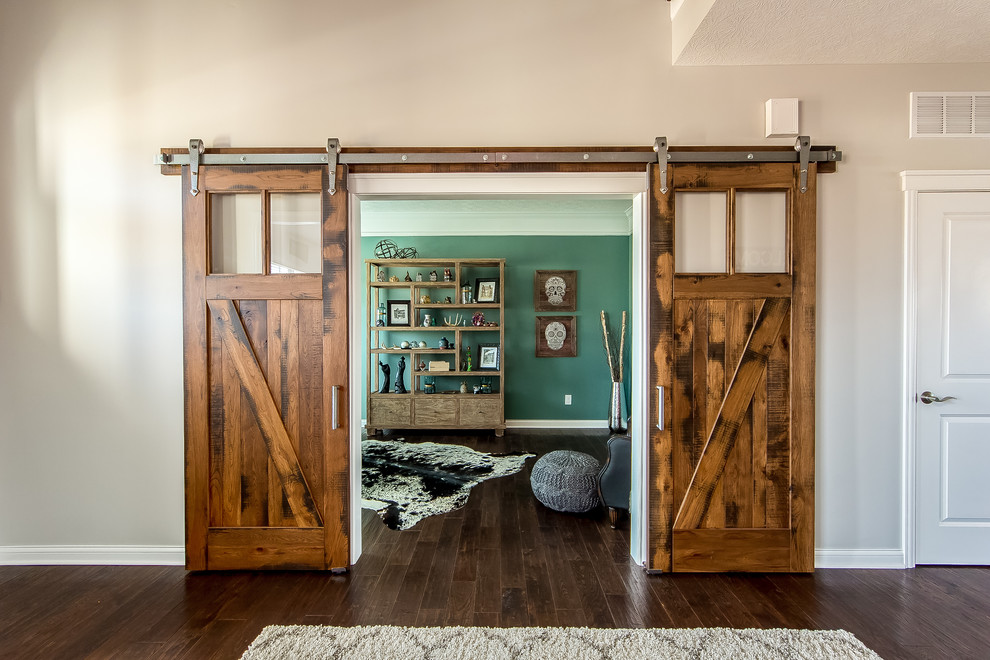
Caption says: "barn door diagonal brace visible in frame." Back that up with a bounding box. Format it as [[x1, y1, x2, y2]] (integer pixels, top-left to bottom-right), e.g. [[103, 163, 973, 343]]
[[654, 137, 669, 194]]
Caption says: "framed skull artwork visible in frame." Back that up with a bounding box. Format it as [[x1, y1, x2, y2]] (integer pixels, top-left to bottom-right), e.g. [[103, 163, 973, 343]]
[[534, 270, 577, 312], [535, 316, 576, 357]]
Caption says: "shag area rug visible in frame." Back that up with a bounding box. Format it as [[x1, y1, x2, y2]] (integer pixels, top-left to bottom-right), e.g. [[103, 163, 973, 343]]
[[361, 439, 533, 531], [241, 625, 882, 659]]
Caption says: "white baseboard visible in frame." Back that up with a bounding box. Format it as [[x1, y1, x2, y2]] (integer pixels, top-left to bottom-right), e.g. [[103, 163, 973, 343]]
[[2, 545, 906, 569], [506, 419, 609, 429], [0, 545, 185, 566], [815, 548, 906, 569], [361, 418, 609, 430]]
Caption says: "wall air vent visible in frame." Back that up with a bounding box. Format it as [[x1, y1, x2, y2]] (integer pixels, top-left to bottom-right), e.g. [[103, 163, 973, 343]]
[[911, 92, 990, 138]]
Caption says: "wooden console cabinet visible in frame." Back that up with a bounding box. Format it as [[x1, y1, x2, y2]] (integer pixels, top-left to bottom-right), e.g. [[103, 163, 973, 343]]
[[366, 258, 505, 436]]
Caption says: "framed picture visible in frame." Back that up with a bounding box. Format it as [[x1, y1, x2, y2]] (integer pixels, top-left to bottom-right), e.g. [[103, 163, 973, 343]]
[[534, 270, 577, 311], [475, 278, 499, 303], [536, 316, 576, 357], [387, 300, 411, 326], [478, 343, 500, 370]]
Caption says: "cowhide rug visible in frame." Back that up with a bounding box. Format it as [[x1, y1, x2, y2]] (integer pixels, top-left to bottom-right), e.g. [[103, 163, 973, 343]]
[[361, 439, 534, 531]]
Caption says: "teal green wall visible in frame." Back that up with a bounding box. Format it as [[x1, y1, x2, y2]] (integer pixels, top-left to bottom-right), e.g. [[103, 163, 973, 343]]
[[361, 235, 631, 421]]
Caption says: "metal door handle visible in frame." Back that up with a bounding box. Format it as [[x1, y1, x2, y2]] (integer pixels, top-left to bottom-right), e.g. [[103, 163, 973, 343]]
[[656, 385, 664, 430], [331, 385, 339, 429], [920, 390, 956, 404]]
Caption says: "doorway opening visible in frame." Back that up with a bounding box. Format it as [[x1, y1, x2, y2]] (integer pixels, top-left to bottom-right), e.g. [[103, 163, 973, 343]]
[[346, 172, 651, 568]]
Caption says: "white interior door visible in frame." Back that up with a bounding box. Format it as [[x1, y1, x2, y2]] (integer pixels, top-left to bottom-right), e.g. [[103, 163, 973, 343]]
[[916, 191, 990, 565]]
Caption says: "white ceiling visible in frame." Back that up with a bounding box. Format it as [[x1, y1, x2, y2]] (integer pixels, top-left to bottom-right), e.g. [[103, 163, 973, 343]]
[[672, 0, 990, 66]]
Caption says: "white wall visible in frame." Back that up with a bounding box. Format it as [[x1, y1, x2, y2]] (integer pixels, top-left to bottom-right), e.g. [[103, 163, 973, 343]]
[[2, 0, 989, 564]]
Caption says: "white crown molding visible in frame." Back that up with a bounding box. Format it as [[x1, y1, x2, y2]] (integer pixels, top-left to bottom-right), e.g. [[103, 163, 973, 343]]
[[901, 170, 990, 191], [361, 211, 631, 236], [814, 549, 907, 569], [0, 545, 185, 566]]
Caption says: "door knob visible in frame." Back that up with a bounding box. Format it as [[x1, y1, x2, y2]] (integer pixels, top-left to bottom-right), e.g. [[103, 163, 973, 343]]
[[920, 391, 956, 404]]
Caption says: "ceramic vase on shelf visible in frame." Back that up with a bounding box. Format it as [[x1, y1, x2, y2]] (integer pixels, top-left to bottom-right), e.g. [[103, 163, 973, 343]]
[[608, 381, 626, 434]]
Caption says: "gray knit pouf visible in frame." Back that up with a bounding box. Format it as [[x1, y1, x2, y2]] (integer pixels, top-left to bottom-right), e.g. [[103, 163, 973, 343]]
[[530, 450, 601, 513]]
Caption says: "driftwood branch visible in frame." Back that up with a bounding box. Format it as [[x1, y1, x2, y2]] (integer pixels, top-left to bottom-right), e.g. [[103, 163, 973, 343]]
[[601, 311, 615, 380], [619, 310, 626, 384], [601, 310, 627, 383]]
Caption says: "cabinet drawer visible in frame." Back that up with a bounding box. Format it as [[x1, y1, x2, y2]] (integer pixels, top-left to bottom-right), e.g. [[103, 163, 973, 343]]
[[459, 398, 502, 427], [414, 397, 458, 425], [368, 398, 412, 427]]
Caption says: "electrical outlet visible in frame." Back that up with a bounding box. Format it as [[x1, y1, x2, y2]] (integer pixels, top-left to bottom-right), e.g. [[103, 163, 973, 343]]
[[564, 394, 572, 405]]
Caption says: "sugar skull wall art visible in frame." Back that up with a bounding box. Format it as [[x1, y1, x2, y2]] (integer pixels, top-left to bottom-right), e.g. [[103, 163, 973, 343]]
[[534, 270, 577, 312], [536, 316, 577, 357]]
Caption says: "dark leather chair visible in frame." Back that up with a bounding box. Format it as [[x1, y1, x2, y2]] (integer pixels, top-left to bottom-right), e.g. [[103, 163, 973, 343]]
[[597, 433, 631, 528]]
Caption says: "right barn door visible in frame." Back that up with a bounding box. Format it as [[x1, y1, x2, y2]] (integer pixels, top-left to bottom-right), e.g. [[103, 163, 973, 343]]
[[649, 161, 816, 572]]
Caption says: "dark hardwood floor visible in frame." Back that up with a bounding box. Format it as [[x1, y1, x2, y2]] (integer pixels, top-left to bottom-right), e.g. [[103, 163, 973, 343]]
[[2, 429, 989, 659]]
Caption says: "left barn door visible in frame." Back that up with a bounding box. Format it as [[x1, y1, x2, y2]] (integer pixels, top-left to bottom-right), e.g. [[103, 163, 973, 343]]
[[181, 164, 349, 570]]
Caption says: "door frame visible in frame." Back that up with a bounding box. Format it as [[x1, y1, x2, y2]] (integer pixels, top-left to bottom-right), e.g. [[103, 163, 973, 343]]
[[346, 172, 652, 566], [901, 170, 990, 568]]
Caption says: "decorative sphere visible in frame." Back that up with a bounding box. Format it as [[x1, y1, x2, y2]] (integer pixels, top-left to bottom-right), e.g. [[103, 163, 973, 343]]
[[374, 240, 400, 259]]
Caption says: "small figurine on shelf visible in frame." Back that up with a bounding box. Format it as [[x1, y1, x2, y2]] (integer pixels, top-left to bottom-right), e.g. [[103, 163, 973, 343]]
[[465, 346, 473, 372], [404, 272, 412, 282], [459, 381, 468, 394], [472, 312, 485, 326], [473, 384, 481, 394], [377, 269, 387, 282], [416, 272, 423, 282], [389, 275, 400, 283], [420, 294, 431, 304], [443, 296, 452, 305], [378, 361, 390, 394], [429, 270, 438, 282], [430, 315, 437, 326], [394, 356, 407, 394], [443, 268, 452, 282]]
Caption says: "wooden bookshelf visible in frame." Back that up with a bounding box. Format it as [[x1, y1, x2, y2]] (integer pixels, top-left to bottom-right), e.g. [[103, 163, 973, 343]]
[[366, 258, 505, 437]]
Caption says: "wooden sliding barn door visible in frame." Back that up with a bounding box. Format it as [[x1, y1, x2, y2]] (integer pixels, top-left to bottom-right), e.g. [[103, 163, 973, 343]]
[[649, 161, 816, 572], [181, 164, 349, 570]]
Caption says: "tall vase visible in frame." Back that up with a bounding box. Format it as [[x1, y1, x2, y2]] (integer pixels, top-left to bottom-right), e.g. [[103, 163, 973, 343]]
[[608, 381, 626, 433]]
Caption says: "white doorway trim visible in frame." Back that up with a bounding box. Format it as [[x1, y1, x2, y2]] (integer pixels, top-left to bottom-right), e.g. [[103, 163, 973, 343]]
[[900, 170, 990, 569], [346, 171, 651, 566]]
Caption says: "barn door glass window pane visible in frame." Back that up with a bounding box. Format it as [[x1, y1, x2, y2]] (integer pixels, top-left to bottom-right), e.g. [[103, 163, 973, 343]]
[[210, 194, 262, 273], [270, 193, 321, 274], [675, 192, 727, 273], [735, 191, 787, 273]]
